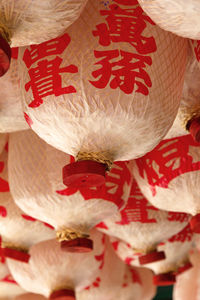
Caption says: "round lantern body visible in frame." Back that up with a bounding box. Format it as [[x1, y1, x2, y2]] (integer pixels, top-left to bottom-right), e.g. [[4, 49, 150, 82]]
[[0, 261, 9, 280], [77, 235, 156, 300], [97, 179, 190, 264], [0, 48, 28, 132], [138, 0, 200, 39], [9, 129, 132, 252], [15, 294, 46, 300], [133, 134, 200, 217], [77, 236, 126, 300], [19, 0, 187, 179], [111, 224, 194, 286], [0, 274, 25, 299], [173, 249, 199, 300], [164, 46, 200, 141], [185, 39, 200, 143], [0, 0, 88, 76], [8, 231, 106, 299], [0, 143, 54, 263]]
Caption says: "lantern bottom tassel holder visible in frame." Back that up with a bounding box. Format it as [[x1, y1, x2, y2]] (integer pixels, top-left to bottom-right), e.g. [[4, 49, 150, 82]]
[[190, 213, 200, 233], [63, 150, 113, 188], [0, 30, 11, 77], [49, 289, 75, 300], [139, 250, 166, 265], [56, 228, 93, 253], [3, 246, 30, 263]]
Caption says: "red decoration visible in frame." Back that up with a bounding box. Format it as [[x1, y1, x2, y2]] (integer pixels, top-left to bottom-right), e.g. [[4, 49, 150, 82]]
[[136, 135, 200, 196], [90, 50, 152, 95], [23, 34, 78, 108]]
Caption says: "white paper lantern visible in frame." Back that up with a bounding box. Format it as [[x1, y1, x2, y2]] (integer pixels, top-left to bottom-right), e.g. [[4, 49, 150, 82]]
[[14, 294, 46, 300], [0, 0, 88, 76], [173, 249, 199, 300], [8, 230, 106, 300], [133, 134, 200, 232], [19, 0, 187, 188], [97, 179, 190, 265], [111, 224, 194, 286], [9, 129, 132, 253], [0, 272, 25, 299], [138, 0, 200, 39], [0, 141, 54, 263]]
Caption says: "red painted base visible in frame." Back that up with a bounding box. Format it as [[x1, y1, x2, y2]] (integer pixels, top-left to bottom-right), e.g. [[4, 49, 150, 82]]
[[63, 160, 107, 188], [61, 238, 93, 253]]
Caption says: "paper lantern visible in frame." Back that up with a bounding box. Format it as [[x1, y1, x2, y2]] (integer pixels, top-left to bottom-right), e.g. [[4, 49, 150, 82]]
[[138, 0, 200, 39], [97, 179, 190, 264], [9, 129, 132, 253], [77, 236, 156, 300], [14, 294, 46, 300], [19, 0, 187, 188], [164, 46, 200, 141], [173, 249, 198, 300], [0, 0, 87, 76], [111, 224, 194, 286], [133, 134, 200, 223], [0, 141, 54, 263], [0, 48, 28, 132], [184, 39, 200, 143], [8, 231, 106, 300], [0, 273, 25, 299]]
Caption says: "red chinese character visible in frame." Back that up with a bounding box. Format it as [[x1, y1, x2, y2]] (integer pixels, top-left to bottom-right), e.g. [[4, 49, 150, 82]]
[[0, 162, 9, 193], [25, 56, 78, 108], [130, 268, 142, 285], [167, 212, 189, 223], [136, 135, 200, 196], [168, 224, 193, 243], [0, 274, 17, 285], [90, 49, 152, 95], [93, 2, 156, 54], [57, 161, 132, 210], [116, 182, 158, 224], [193, 40, 200, 62], [23, 34, 71, 68]]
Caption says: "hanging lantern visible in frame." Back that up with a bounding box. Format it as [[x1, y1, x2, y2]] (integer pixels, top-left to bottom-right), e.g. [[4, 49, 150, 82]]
[[0, 140, 54, 263], [183, 39, 200, 143], [8, 231, 106, 300], [9, 129, 132, 253], [138, 0, 200, 39], [77, 236, 156, 300], [19, 0, 187, 188], [0, 48, 28, 132], [133, 134, 200, 232], [0, 0, 87, 76], [97, 179, 190, 265], [14, 294, 46, 300], [0, 272, 25, 299], [111, 224, 194, 286], [173, 249, 198, 300]]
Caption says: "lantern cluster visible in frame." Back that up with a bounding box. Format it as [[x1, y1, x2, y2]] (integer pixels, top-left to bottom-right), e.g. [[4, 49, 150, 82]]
[[0, 0, 200, 300]]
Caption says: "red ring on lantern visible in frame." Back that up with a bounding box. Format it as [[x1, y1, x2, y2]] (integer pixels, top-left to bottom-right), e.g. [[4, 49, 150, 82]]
[[153, 273, 176, 286], [3, 247, 30, 263], [190, 214, 200, 233], [61, 238, 93, 253], [139, 250, 165, 265], [49, 289, 75, 300], [63, 160, 106, 188], [0, 34, 11, 77]]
